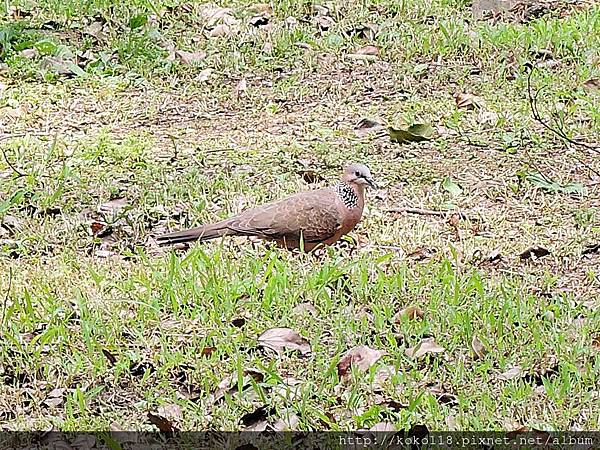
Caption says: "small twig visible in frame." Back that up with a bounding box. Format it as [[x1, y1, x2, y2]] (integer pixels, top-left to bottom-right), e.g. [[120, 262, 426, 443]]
[[1, 267, 12, 333], [526, 64, 599, 153], [0, 146, 26, 178], [384, 207, 478, 221]]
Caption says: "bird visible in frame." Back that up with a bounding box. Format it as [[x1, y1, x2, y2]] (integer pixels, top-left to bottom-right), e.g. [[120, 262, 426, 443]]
[[156, 163, 376, 251]]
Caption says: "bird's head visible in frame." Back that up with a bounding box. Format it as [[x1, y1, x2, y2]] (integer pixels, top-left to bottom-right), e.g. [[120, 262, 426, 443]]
[[342, 163, 377, 189]]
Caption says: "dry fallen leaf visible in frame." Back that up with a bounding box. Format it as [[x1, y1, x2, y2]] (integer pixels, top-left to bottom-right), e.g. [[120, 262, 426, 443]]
[[292, 302, 318, 316], [591, 336, 600, 353], [355, 45, 380, 56], [257, 328, 311, 355], [337, 345, 386, 381], [147, 411, 178, 432], [397, 305, 425, 321], [175, 50, 207, 65], [157, 403, 183, 423], [372, 365, 398, 391], [583, 79, 600, 91], [44, 388, 65, 407], [209, 24, 231, 37], [498, 365, 523, 381], [354, 118, 382, 130], [454, 92, 484, 109], [196, 68, 213, 82], [471, 335, 487, 359], [405, 338, 445, 358]]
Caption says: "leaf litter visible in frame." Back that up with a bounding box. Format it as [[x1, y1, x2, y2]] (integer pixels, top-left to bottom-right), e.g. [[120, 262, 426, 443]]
[[337, 345, 386, 381], [257, 327, 311, 355]]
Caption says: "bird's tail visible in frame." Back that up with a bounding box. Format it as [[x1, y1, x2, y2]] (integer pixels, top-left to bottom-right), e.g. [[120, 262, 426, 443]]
[[156, 220, 232, 245]]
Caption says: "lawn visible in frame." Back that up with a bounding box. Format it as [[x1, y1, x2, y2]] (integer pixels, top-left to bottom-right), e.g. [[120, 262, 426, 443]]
[[0, 0, 599, 433]]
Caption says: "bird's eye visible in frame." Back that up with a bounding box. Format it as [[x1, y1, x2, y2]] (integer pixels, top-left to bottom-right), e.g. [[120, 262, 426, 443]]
[[355, 171, 361, 177]]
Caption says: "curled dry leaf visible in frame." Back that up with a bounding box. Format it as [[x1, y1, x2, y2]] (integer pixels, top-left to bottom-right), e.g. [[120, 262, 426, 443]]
[[257, 327, 311, 355], [591, 336, 600, 353], [405, 338, 445, 358], [583, 79, 600, 91], [471, 335, 487, 359], [147, 411, 178, 432], [397, 305, 425, 322], [454, 92, 484, 109], [44, 388, 65, 407], [337, 345, 386, 381], [498, 365, 523, 381]]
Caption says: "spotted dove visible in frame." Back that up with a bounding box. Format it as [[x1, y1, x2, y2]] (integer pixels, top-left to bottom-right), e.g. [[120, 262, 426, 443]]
[[156, 163, 376, 250]]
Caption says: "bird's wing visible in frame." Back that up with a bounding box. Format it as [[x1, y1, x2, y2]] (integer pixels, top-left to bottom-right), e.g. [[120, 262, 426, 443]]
[[226, 188, 342, 243]]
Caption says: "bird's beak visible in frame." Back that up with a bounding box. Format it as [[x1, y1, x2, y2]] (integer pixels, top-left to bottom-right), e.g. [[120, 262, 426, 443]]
[[366, 177, 378, 189]]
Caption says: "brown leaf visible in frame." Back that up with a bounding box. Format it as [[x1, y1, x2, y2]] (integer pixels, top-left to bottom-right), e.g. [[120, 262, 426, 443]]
[[519, 246, 550, 260], [147, 411, 178, 432], [298, 169, 325, 184], [583, 79, 600, 91], [407, 247, 437, 260], [257, 327, 311, 355], [201, 346, 216, 356], [397, 305, 424, 321], [175, 50, 207, 65], [337, 345, 386, 381], [471, 335, 487, 359], [354, 118, 382, 130], [355, 45, 380, 56], [498, 365, 523, 381], [292, 302, 318, 316], [44, 388, 65, 407], [454, 92, 484, 109], [405, 337, 445, 358], [157, 403, 183, 422], [102, 348, 117, 366], [592, 336, 600, 353]]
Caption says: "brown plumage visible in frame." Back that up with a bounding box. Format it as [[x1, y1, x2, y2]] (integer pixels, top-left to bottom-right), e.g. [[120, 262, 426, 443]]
[[156, 163, 376, 251]]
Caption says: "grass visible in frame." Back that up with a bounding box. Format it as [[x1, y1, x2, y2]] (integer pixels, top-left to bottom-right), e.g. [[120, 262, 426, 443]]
[[0, 0, 599, 432]]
